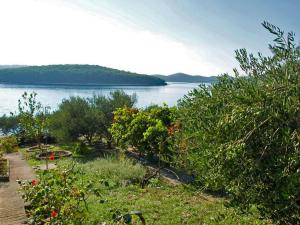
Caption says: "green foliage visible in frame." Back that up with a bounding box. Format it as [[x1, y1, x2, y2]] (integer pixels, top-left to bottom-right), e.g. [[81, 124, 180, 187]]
[[110, 105, 177, 160], [174, 22, 300, 223], [0, 136, 18, 153], [19, 162, 100, 225], [0, 114, 19, 135], [17, 92, 50, 146], [0, 64, 166, 86], [74, 141, 90, 155], [49, 91, 136, 146], [92, 90, 137, 148], [50, 96, 102, 143]]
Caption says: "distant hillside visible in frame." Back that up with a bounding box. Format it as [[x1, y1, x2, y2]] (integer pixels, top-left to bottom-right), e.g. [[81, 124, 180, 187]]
[[154, 73, 218, 83], [0, 65, 28, 69], [0, 64, 166, 86]]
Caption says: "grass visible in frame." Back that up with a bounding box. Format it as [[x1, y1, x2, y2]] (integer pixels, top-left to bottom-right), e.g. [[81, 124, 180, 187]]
[[20, 145, 273, 224], [19, 144, 74, 166], [55, 157, 272, 225]]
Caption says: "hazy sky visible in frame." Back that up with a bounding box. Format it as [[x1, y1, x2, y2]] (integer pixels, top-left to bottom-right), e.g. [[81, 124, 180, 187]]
[[0, 0, 299, 76]]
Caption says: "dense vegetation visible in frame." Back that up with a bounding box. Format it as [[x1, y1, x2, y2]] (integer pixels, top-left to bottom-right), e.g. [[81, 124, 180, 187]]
[[110, 22, 300, 224], [154, 73, 218, 83], [0, 64, 166, 86], [0, 114, 18, 135], [110, 105, 176, 161], [172, 22, 300, 223], [49, 90, 136, 146]]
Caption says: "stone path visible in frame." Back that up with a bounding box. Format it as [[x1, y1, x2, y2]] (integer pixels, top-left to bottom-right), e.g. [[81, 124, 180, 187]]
[[0, 152, 35, 225]]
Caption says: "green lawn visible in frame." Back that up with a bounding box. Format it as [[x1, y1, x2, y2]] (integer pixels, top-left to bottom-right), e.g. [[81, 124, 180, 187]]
[[63, 157, 272, 225]]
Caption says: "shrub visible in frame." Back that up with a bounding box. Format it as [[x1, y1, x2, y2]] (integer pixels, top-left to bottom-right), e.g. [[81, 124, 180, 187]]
[[49, 96, 101, 144], [49, 91, 136, 146], [91, 90, 137, 148], [110, 105, 177, 160], [0, 114, 19, 135], [19, 162, 101, 224], [74, 141, 90, 155], [175, 22, 300, 223], [0, 136, 18, 153]]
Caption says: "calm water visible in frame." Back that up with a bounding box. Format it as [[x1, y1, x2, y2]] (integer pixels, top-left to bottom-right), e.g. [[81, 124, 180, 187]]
[[0, 82, 202, 115]]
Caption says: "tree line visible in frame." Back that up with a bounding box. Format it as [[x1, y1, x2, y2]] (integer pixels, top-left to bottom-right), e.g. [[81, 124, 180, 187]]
[[0, 64, 166, 86]]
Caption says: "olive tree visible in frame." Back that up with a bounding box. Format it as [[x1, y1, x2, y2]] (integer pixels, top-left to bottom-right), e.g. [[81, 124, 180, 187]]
[[175, 22, 300, 223]]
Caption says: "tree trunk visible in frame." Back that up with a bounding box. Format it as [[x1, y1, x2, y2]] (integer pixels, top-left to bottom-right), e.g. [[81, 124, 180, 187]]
[[107, 139, 112, 149]]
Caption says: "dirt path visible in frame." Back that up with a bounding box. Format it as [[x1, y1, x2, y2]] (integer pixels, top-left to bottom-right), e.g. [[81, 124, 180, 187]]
[[0, 152, 35, 225]]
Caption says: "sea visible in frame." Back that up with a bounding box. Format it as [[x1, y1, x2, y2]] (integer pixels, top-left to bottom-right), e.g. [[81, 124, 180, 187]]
[[0, 82, 204, 115]]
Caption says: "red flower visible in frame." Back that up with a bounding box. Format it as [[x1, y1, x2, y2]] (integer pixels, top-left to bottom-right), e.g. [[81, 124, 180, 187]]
[[51, 210, 58, 218], [49, 153, 55, 160], [31, 179, 38, 186]]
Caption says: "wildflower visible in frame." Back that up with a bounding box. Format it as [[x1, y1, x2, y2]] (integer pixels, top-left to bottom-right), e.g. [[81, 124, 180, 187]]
[[51, 210, 58, 218], [49, 153, 55, 160], [31, 179, 38, 186]]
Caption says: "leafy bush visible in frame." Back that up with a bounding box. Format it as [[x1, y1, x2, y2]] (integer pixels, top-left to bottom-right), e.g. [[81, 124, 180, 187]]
[[0, 136, 18, 153], [110, 105, 177, 160], [0, 114, 19, 135], [74, 141, 90, 155], [49, 90, 136, 146], [49, 96, 102, 144], [19, 162, 101, 224], [91, 90, 137, 148], [174, 22, 300, 223]]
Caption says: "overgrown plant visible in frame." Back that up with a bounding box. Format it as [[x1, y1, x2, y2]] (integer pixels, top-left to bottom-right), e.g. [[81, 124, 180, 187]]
[[175, 22, 300, 223], [19, 162, 101, 224]]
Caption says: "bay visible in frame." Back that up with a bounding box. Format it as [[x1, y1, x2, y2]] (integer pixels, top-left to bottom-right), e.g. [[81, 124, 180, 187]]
[[0, 82, 203, 115]]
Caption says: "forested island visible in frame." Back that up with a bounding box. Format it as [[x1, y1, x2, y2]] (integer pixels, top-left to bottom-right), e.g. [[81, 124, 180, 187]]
[[154, 73, 218, 83], [0, 64, 166, 86]]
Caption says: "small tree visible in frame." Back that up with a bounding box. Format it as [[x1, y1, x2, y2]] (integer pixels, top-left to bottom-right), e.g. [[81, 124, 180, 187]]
[[92, 90, 137, 148], [110, 105, 176, 161], [18, 92, 50, 148], [49, 96, 102, 144]]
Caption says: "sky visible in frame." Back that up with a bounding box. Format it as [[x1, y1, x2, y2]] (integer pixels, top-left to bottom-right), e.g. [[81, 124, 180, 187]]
[[0, 0, 299, 76]]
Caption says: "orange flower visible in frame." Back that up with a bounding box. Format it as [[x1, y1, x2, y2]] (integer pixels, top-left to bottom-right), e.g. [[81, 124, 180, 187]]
[[51, 210, 58, 218]]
